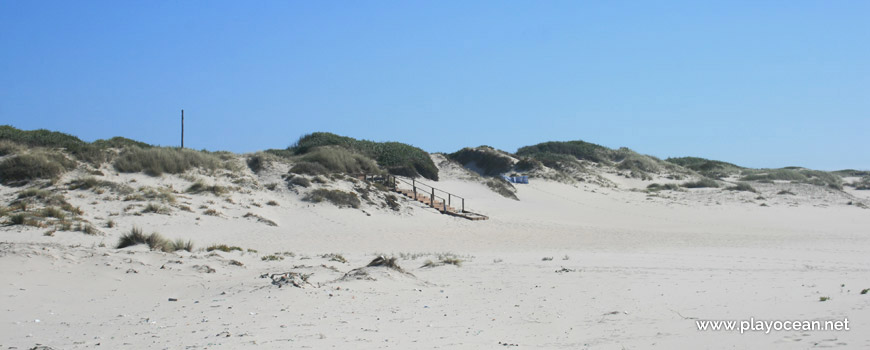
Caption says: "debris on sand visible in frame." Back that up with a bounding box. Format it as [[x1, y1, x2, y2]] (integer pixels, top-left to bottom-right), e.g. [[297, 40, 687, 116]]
[[367, 256, 405, 271], [193, 265, 216, 273], [262, 272, 314, 288]]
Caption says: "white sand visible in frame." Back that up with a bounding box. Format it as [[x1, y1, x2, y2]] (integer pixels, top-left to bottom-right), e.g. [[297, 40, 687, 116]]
[[2, 158, 869, 349]]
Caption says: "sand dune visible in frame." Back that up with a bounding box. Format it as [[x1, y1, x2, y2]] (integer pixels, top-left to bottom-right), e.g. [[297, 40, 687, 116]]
[[2, 150, 869, 349]]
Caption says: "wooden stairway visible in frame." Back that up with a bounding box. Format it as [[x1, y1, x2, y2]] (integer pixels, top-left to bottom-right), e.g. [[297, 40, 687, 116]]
[[394, 188, 488, 221]]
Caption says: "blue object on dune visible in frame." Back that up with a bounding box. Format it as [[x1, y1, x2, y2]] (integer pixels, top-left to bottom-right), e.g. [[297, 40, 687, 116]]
[[501, 175, 529, 184]]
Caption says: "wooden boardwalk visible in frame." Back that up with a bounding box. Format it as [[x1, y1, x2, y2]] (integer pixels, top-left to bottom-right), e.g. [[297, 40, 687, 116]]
[[359, 174, 488, 221]]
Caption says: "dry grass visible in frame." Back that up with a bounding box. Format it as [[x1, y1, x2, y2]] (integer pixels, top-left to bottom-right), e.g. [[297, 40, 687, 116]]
[[186, 181, 227, 196], [302, 188, 361, 208], [113, 147, 222, 176]]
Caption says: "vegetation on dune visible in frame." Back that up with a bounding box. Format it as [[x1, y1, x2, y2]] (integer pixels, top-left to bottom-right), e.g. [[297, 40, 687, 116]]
[[725, 182, 758, 193], [186, 181, 227, 196], [486, 178, 518, 200], [0, 151, 77, 185], [114, 147, 223, 176], [665, 157, 743, 179], [302, 188, 361, 208], [0, 125, 106, 163], [290, 132, 438, 180], [517, 140, 612, 163], [289, 146, 380, 176], [681, 178, 720, 188], [447, 147, 514, 176], [740, 168, 842, 190], [646, 183, 681, 192], [116, 227, 191, 252]]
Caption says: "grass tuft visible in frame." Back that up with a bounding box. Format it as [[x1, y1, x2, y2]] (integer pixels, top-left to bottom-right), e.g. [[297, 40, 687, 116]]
[[302, 189, 361, 208]]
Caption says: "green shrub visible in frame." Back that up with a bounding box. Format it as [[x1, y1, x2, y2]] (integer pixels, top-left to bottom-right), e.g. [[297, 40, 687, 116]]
[[292, 132, 438, 180], [287, 175, 311, 188], [726, 182, 758, 193], [246, 152, 277, 173], [515, 157, 543, 171], [0, 152, 77, 184], [113, 147, 222, 176], [289, 161, 330, 175], [741, 168, 842, 189], [448, 147, 513, 176], [186, 181, 227, 196], [517, 140, 612, 163], [9, 213, 26, 225], [666, 157, 742, 178], [0, 125, 105, 163], [681, 178, 720, 188], [647, 183, 680, 191], [0, 140, 23, 156], [302, 188, 361, 208], [206, 244, 243, 252]]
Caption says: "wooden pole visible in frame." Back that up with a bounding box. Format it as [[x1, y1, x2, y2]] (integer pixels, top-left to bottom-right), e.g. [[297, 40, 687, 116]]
[[462, 198, 465, 213], [431, 188, 435, 208], [181, 109, 184, 149]]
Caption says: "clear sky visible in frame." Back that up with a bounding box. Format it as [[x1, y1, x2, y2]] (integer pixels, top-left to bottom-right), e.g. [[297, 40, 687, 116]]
[[1, 1, 867, 170]]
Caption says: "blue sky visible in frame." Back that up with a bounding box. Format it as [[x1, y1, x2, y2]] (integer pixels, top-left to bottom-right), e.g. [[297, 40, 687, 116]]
[[1, 1, 867, 170]]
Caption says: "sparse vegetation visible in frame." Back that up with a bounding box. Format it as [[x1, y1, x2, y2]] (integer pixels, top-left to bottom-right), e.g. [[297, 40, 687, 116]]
[[740, 168, 842, 190], [777, 190, 796, 195], [666, 157, 742, 179], [861, 288, 869, 295], [206, 244, 243, 253], [203, 208, 221, 216], [321, 253, 348, 264], [186, 181, 227, 196], [681, 178, 720, 188], [725, 182, 757, 193], [647, 183, 681, 192], [486, 178, 518, 200], [819, 296, 830, 302], [141, 202, 171, 215], [266, 200, 278, 206], [261, 254, 284, 261], [302, 188, 361, 208], [116, 227, 183, 252]]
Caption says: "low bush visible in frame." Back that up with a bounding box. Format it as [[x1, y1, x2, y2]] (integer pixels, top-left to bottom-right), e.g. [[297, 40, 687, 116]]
[[448, 147, 513, 176], [647, 183, 681, 191], [302, 188, 361, 208], [517, 140, 611, 163], [291, 132, 438, 180], [206, 244, 243, 252], [681, 178, 720, 188], [726, 182, 758, 193], [186, 181, 227, 196], [286, 175, 311, 188]]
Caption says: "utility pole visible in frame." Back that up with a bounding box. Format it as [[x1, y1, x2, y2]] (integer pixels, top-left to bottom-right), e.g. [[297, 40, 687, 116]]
[[181, 109, 184, 149]]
